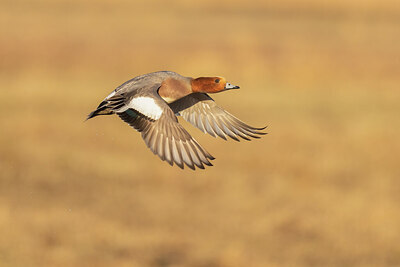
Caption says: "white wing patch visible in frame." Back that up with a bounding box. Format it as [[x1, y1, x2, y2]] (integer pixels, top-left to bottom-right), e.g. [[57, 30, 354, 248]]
[[127, 97, 163, 120]]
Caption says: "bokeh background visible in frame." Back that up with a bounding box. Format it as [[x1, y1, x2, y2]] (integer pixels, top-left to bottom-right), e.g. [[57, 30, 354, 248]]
[[1, 0, 400, 266]]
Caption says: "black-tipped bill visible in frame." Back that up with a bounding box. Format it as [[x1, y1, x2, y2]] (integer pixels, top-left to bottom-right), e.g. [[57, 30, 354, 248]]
[[225, 82, 240, 90]]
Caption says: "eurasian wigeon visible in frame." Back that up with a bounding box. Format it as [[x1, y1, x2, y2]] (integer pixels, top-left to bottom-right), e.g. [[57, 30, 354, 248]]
[[87, 71, 266, 169]]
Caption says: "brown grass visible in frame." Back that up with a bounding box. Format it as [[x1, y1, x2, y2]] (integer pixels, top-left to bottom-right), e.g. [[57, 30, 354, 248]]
[[1, 0, 400, 266]]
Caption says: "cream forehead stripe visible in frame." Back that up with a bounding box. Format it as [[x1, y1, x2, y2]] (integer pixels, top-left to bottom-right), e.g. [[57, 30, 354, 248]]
[[127, 97, 163, 120]]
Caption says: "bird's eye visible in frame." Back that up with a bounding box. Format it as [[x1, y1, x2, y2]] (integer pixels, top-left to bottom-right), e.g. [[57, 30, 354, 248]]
[[215, 79, 220, 83]]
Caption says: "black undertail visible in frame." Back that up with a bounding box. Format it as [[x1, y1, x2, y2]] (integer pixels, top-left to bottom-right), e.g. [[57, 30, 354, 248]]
[[86, 95, 127, 120]]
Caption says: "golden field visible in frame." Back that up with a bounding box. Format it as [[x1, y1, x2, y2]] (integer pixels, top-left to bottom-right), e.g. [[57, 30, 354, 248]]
[[1, 0, 400, 266]]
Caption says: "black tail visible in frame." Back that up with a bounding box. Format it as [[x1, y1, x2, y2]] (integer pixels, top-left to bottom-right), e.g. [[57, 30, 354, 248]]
[[86, 100, 113, 120]]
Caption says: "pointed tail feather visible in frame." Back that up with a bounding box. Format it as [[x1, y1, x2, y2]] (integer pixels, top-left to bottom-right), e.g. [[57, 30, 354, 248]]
[[86, 106, 113, 120], [86, 95, 127, 121]]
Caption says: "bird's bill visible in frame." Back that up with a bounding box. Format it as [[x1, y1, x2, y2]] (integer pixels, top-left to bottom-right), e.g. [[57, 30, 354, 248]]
[[225, 82, 240, 90]]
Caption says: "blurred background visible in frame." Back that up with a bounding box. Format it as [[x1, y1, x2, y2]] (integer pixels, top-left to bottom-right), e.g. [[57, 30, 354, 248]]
[[1, 0, 400, 266]]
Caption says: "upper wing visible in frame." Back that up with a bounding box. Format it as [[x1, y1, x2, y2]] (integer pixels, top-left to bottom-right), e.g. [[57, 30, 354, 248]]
[[118, 102, 214, 170], [169, 93, 267, 141]]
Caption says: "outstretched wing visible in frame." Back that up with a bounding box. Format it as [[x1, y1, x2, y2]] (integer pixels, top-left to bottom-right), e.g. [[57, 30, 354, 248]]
[[118, 103, 214, 170], [169, 93, 266, 141]]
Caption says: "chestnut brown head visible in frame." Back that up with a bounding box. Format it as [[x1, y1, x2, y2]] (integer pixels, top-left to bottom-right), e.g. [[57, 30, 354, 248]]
[[191, 77, 240, 93]]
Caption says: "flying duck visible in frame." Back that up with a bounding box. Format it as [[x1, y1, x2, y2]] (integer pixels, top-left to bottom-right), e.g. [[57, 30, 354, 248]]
[[87, 71, 266, 170]]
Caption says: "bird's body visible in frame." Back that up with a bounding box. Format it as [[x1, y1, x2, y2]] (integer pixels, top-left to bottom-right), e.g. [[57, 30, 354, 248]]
[[87, 71, 266, 169]]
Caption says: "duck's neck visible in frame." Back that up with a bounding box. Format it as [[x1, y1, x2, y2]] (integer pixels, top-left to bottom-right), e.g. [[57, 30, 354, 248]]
[[158, 77, 193, 103]]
